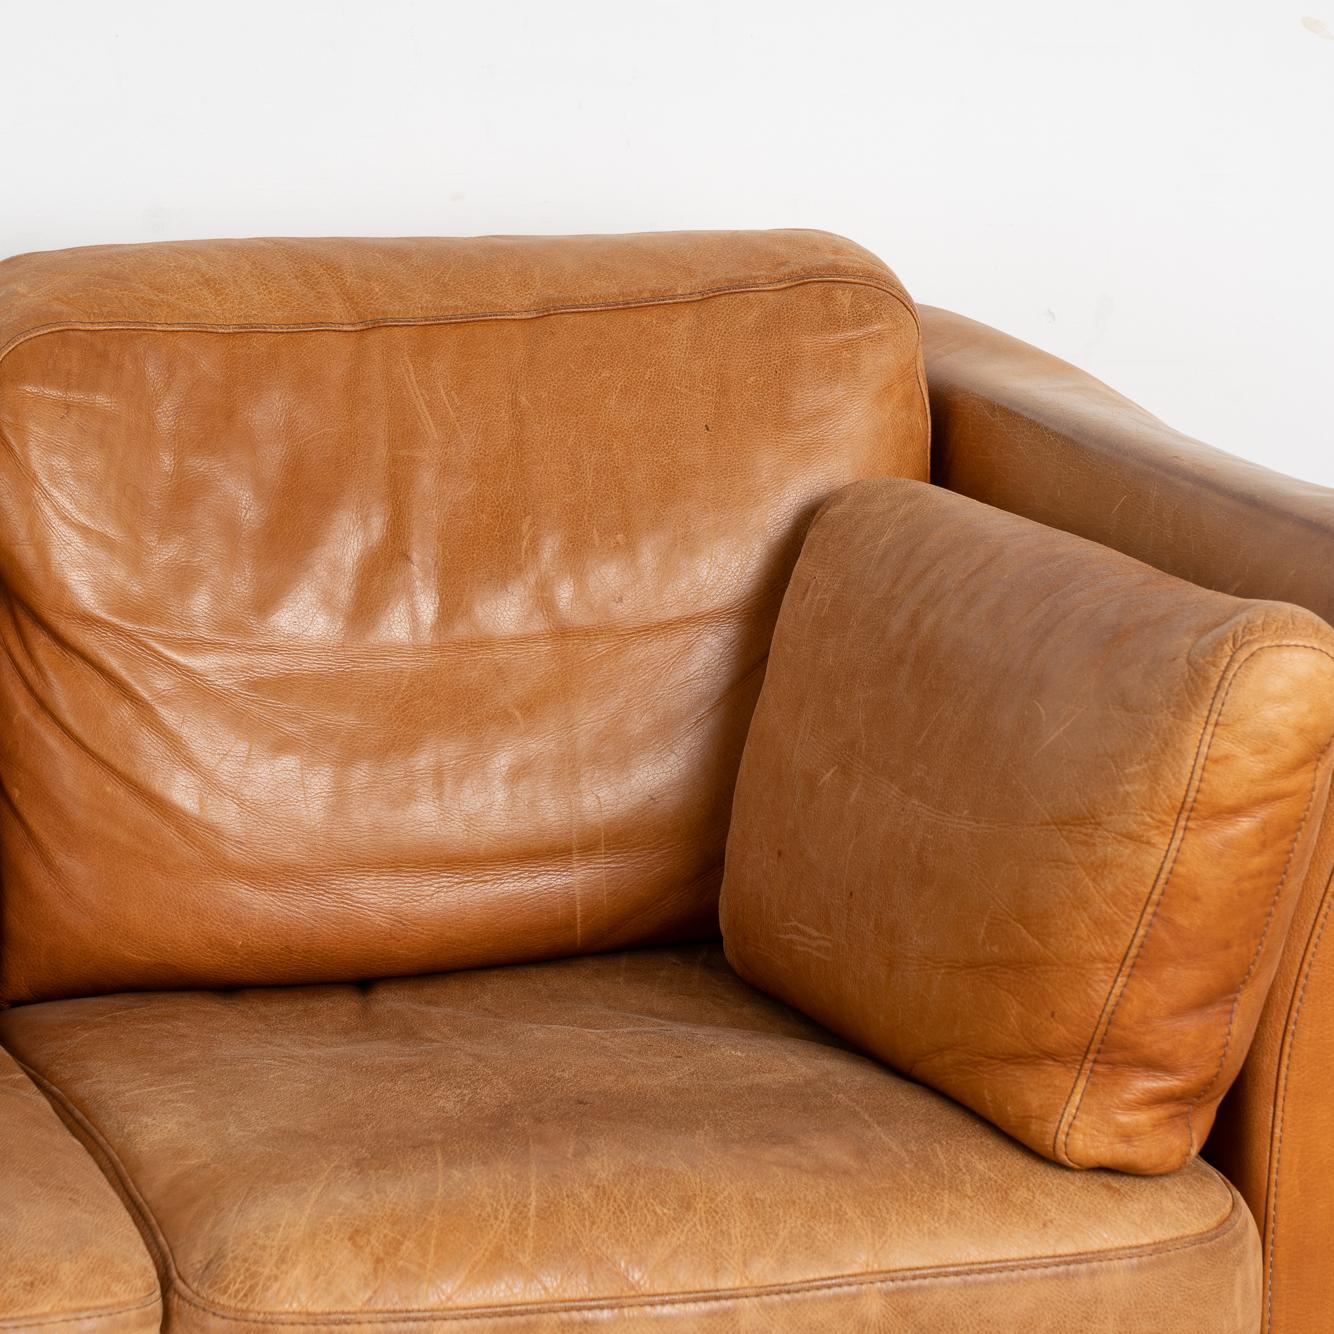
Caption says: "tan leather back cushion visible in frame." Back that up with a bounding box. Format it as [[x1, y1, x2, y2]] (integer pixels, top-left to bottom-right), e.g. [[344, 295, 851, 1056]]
[[0, 232, 927, 1003], [720, 478, 1334, 1174]]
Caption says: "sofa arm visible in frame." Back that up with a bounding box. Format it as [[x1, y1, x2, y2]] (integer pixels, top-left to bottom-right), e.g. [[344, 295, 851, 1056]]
[[924, 306, 1334, 623], [922, 304, 1334, 1334]]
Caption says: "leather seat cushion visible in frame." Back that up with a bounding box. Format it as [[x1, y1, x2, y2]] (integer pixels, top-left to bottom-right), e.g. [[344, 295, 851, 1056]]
[[1, 946, 1259, 1333], [0, 1045, 160, 1334]]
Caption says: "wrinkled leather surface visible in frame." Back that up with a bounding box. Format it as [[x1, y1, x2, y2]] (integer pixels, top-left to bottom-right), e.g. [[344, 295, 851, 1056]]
[[1, 945, 1259, 1333], [0, 232, 927, 1003], [0, 1043, 160, 1333], [922, 306, 1334, 1331], [722, 477, 1334, 1176]]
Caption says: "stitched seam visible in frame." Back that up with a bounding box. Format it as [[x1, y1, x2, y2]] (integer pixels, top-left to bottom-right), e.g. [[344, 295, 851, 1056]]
[[1263, 857, 1334, 1333], [13, 1055, 1241, 1326], [1052, 634, 1253, 1161], [0, 1294, 160, 1331], [1188, 720, 1334, 1148], [160, 1187, 1247, 1327], [0, 275, 929, 497], [16, 1063, 181, 1302], [1055, 637, 1334, 1166], [0, 272, 919, 366]]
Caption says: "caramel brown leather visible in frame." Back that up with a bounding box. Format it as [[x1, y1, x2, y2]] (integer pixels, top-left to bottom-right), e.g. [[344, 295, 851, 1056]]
[[0, 945, 1260, 1333], [924, 306, 1334, 624], [922, 305, 1334, 1329], [722, 477, 1334, 1176], [0, 235, 1304, 1332], [0, 1044, 160, 1333], [0, 231, 927, 1003]]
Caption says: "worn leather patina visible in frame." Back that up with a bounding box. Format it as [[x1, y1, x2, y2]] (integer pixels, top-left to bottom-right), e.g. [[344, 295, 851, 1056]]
[[923, 307, 1334, 1332], [0, 232, 926, 1003], [722, 477, 1334, 1177], [1, 234, 1329, 1333]]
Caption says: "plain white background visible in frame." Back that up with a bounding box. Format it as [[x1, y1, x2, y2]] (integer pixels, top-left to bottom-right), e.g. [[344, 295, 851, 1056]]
[[4, 0, 1331, 485]]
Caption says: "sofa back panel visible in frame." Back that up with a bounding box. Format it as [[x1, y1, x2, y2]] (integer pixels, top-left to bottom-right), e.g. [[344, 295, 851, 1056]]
[[0, 232, 926, 1001]]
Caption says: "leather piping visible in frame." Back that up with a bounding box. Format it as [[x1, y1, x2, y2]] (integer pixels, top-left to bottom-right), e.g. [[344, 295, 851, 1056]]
[[0, 272, 920, 366], [1193, 731, 1334, 1130], [0, 274, 930, 514], [1055, 632, 1268, 1159], [0, 1294, 160, 1332], [1263, 856, 1334, 1333], [19, 1055, 1245, 1326], [166, 1198, 1250, 1327], [1055, 637, 1334, 1167]]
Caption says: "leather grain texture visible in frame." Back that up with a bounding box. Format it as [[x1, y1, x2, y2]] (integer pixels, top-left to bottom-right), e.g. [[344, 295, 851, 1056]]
[[0, 945, 1260, 1333], [721, 477, 1334, 1175], [922, 304, 1334, 1332], [0, 231, 927, 1003], [0, 1043, 160, 1333]]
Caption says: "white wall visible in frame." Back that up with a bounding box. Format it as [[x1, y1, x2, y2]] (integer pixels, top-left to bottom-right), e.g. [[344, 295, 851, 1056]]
[[5, 0, 1331, 485]]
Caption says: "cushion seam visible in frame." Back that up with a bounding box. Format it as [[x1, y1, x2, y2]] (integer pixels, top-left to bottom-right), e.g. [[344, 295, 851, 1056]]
[[1189, 716, 1334, 1141], [16, 1055, 1243, 1327], [14, 1062, 181, 1307], [1055, 636, 1334, 1166], [1054, 631, 1262, 1162], [1263, 855, 1334, 1333], [0, 1293, 160, 1331], [0, 272, 918, 367], [162, 1184, 1248, 1326]]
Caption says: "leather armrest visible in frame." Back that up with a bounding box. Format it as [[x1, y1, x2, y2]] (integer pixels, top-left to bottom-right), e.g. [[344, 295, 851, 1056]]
[[924, 306, 1334, 623], [0, 1043, 159, 1332], [922, 304, 1334, 1334]]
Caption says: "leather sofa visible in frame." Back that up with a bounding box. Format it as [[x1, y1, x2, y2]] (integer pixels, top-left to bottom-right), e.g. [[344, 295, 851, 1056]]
[[0, 230, 1329, 1333]]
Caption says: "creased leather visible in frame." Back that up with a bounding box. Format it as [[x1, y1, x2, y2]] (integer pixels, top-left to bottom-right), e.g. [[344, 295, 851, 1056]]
[[921, 305, 1334, 1331], [1, 945, 1259, 1333], [0, 232, 927, 1003], [0, 1043, 160, 1333], [721, 477, 1334, 1176]]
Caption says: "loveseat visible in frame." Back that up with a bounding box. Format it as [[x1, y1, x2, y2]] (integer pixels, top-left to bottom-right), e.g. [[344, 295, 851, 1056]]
[[1, 231, 1331, 1333]]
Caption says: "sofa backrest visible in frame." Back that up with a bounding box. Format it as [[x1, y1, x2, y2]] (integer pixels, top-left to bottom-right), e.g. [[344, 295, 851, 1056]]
[[0, 230, 927, 1002]]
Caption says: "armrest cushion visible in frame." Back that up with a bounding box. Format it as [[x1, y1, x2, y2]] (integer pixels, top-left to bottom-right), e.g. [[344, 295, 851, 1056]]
[[0, 1044, 159, 1332], [720, 477, 1334, 1174]]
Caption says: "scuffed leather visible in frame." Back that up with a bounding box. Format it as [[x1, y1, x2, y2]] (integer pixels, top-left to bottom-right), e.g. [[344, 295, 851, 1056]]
[[721, 477, 1334, 1176], [1, 945, 1259, 1333], [0, 232, 927, 1003], [0, 1044, 160, 1333], [922, 305, 1334, 1331]]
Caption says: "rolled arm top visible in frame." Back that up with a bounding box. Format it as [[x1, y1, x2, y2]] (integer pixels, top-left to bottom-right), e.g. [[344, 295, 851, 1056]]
[[924, 305, 1334, 623], [922, 304, 1334, 1334]]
